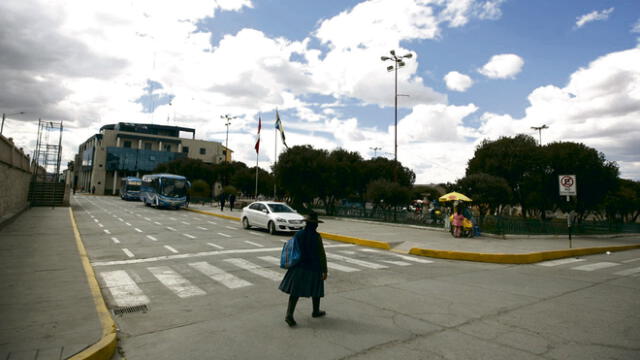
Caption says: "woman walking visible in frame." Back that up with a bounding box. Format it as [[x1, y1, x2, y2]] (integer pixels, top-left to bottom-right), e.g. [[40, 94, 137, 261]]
[[278, 212, 328, 327]]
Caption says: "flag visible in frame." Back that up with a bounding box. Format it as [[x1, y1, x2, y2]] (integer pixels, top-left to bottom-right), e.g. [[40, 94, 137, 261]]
[[275, 109, 289, 148], [255, 116, 262, 153]]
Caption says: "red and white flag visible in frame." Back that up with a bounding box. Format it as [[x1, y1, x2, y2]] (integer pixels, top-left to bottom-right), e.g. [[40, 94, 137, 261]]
[[254, 116, 262, 153]]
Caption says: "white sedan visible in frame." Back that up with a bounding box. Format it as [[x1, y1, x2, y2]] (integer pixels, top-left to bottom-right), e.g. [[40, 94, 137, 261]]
[[241, 201, 305, 234]]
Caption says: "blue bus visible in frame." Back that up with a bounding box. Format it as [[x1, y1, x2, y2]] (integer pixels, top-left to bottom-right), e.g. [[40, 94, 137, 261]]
[[120, 177, 142, 201], [140, 174, 190, 209]]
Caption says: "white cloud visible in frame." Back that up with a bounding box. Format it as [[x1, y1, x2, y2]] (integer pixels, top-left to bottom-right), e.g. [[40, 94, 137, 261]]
[[444, 71, 474, 91], [478, 53, 524, 79], [632, 18, 640, 33], [575, 7, 614, 29]]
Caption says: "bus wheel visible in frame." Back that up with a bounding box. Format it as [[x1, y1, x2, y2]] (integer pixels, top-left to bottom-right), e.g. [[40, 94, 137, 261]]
[[242, 217, 250, 229], [144, 198, 150, 207], [154, 197, 159, 208], [268, 221, 277, 235]]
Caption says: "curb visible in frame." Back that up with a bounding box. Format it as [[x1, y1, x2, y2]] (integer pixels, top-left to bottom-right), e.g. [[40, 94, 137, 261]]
[[185, 208, 240, 221], [68, 208, 118, 360], [409, 244, 640, 264]]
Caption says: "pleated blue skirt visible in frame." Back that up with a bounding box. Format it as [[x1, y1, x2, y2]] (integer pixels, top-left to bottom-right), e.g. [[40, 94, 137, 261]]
[[278, 266, 324, 298]]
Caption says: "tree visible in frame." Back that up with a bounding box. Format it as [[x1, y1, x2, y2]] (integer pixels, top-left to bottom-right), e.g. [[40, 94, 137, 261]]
[[231, 166, 274, 197], [602, 179, 640, 223], [190, 179, 211, 200], [319, 149, 364, 215], [412, 184, 442, 202], [273, 145, 329, 211], [365, 179, 412, 219], [154, 158, 216, 185], [456, 173, 512, 223]]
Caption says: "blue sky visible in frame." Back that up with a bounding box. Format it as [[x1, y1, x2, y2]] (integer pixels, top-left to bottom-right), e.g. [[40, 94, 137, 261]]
[[2, 0, 640, 183]]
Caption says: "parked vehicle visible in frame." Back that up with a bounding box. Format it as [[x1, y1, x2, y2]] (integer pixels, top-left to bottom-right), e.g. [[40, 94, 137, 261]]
[[241, 201, 305, 234], [140, 173, 189, 209], [120, 176, 142, 200]]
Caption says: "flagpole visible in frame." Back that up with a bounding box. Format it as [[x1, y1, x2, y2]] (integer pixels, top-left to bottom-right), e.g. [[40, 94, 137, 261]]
[[255, 115, 260, 199], [274, 115, 278, 200], [255, 151, 259, 199]]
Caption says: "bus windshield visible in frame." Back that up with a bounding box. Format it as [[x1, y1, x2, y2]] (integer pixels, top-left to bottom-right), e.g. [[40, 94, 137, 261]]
[[160, 178, 187, 198]]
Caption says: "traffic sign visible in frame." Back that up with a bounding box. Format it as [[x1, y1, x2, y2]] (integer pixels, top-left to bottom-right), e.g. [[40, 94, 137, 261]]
[[559, 175, 576, 196]]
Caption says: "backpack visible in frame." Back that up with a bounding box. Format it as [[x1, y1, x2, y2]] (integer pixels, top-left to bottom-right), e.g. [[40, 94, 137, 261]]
[[280, 233, 301, 269]]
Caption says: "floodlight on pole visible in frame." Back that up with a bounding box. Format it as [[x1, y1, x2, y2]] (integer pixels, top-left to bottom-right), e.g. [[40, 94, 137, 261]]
[[531, 124, 549, 146], [380, 49, 413, 165], [369, 146, 382, 158], [221, 114, 238, 162], [1, 111, 26, 136]]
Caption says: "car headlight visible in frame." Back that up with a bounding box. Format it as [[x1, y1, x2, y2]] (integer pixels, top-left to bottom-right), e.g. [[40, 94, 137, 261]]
[[276, 217, 287, 223]]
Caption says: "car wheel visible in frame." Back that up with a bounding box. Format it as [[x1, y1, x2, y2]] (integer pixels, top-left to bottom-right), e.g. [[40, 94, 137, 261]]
[[242, 217, 250, 229], [268, 221, 277, 235]]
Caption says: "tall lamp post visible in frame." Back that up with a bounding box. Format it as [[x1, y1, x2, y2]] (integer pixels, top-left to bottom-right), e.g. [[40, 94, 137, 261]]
[[220, 114, 237, 163], [381, 49, 412, 164], [1, 111, 26, 136], [369, 146, 382, 158], [531, 124, 549, 146]]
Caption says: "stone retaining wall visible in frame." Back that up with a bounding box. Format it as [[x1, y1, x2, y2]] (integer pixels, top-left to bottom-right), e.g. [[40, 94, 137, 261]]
[[0, 135, 32, 224]]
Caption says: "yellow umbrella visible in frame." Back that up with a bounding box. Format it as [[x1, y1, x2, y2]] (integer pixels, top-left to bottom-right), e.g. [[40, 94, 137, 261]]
[[439, 192, 472, 202]]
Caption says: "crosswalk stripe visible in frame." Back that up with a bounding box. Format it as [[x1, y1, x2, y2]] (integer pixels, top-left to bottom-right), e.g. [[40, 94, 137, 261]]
[[622, 258, 640, 264], [148, 266, 206, 298], [207, 242, 224, 249], [164, 245, 179, 254], [257, 255, 360, 272], [166, 227, 176, 231], [244, 240, 264, 248], [225, 226, 238, 230], [111, 237, 120, 244], [360, 248, 434, 264], [197, 226, 208, 230], [181, 221, 191, 225], [613, 267, 640, 276], [224, 258, 282, 281], [100, 270, 149, 307], [258, 256, 281, 266], [208, 221, 217, 225], [154, 221, 162, 225], [326, 253, 388, 269], [382, 260, 411, 266], [249, 232, 262, 236], [104, 229, 111, 234], [183, 233, 196, 239], [134, 228, 143, 233], [218, 233, 231, 238], [536, 258, 585, 267], [146, 235, 158, 241], [122, 248, 135, 258], [571, 262, 620, 271], [190, 261, 252, 289]]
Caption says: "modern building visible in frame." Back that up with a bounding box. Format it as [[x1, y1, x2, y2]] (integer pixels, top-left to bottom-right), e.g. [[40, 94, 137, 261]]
[[74, 122, 231, 195]]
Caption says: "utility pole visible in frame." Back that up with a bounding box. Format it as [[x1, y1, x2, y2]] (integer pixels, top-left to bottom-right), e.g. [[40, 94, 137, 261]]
[[531, 124, 549, 146], [369, 147, 382, 158], [221, 114, 237, 162]]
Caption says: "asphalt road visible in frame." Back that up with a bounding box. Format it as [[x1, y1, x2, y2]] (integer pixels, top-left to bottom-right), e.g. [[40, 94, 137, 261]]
[[73, 196, 640, 360]]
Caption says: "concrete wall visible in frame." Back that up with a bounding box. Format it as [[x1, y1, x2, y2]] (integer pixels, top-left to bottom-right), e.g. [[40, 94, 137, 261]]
[[0, 135, 32, 224]]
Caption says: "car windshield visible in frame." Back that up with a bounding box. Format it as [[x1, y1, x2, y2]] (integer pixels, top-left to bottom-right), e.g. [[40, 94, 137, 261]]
[[267, 203, 294, 213], [160, 178, 187, 197]]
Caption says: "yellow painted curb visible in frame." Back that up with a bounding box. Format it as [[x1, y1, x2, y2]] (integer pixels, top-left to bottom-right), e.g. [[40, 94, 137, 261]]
[[409, 244, 640, 264], [68, 208, 118, 360], [185, 208, 240, 221], [320, 232, 392, 250]]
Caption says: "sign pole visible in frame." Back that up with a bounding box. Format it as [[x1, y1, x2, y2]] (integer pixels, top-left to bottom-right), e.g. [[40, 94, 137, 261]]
[[559, 175, 577, 249]]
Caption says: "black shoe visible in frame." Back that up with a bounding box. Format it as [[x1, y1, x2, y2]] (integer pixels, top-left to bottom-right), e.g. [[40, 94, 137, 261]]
[[312, 311, 326, 318], [285, 316, 297, 327]]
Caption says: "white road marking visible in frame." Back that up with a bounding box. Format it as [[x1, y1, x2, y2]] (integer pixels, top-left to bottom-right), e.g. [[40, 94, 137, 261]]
[[207, 221, 218, 225], [99, 270, 149, 307], [125, 222, 132, 226], [134, 228, 143, 233], [571, 262, 620, 271], [224, 258, 282, 281], [218, 232, 231, 238], [189, 262, 252, 289], [622, 258, 640, 264], [122, 248, 135, 258], [98, 223, 104, 228], [91, 244, 355, 267], [183, 233, 196, 239], [537, 258, 585, 267], [197, 226, 208, 230], [93, 219, 99, 223], [613, 267, 640, 276], [360, 248, 434, 263], [382, 260, 411, 266], [148, 266, 206, 298], [166, 227, 176, 231], [258, 256, 281, 266], [104, 229, 111, 234], [111, 237, 120, 244], [327, 261, 361, 272], [118, 218, 124, 222], [249, 232, 263, 236], [280, 239, 288, 243], [326, 253, 388, 269], [339, 250, 356, 255], [225, 226, 238, 230], [244, 240, 264, 248], [146, 235, 158, 241], [164, 245, 179, 254], [170, 217, 177, 221], [112, 214, 117, 218], [154, 222, 162, 226], [181, 221, 190, 225], [207, 243, 224, 250], [144, 217, 151, 221]]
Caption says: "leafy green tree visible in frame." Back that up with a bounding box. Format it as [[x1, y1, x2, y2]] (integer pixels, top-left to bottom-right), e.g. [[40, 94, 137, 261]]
[[319, 149, 364, 215], [273, 145, 329, 211], [456, 173, 512, 223], [365, 179, 412, 219], [231, 166, 274, 197], [412, 185, 442, 202], [602, 179, 640, 223], [154, 158, 216, 185], [190, 179, 211, 200]]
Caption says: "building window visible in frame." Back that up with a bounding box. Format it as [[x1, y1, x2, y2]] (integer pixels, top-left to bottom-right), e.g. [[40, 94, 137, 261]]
[[144, 142, 152, 150], [164, 144, 171, 152], [182, 146, 189, 154], [200, 148, 206, 155], [123, 141, 132, 148]]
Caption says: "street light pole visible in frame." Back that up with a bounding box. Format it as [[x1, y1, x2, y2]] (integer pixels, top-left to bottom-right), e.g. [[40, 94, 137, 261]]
[[1, 111, 26, 136], [531, 124, 549, 146], [369, 146, 382, 158], [381, 50, 412, 164], [221, 114, 237, 163]]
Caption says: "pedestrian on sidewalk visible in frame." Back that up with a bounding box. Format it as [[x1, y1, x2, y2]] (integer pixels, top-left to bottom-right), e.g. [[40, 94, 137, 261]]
[[279, 212, 328, 327], [229, 193, 236, 211], [220, 193, 226, 211], [452, 208, 464, 238]]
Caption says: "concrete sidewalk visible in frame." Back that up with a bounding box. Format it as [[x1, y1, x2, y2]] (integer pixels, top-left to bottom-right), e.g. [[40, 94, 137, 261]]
[[186, 202, 640, 263], [0, 207, 111, 360]]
